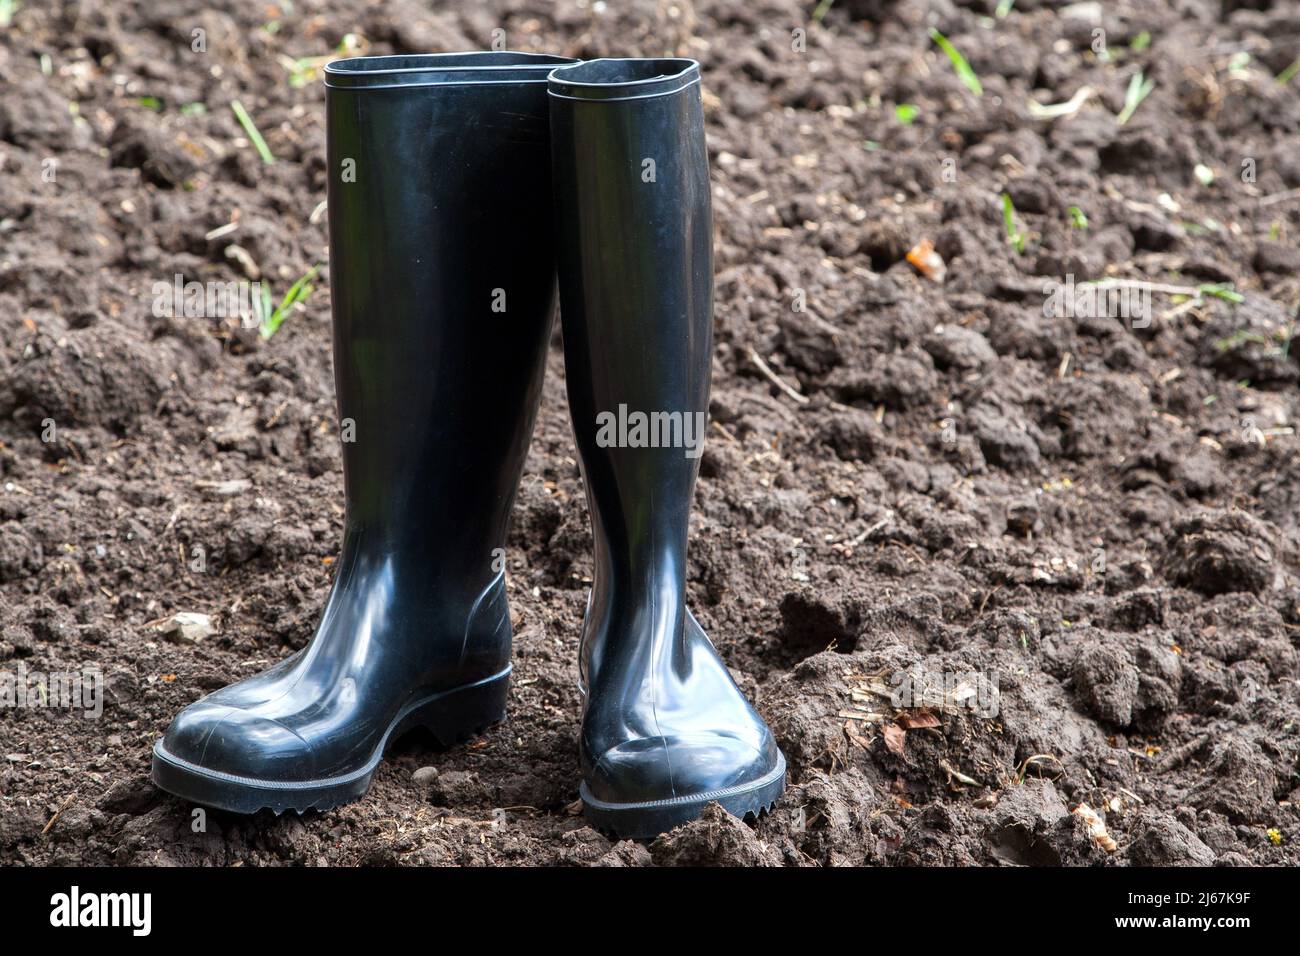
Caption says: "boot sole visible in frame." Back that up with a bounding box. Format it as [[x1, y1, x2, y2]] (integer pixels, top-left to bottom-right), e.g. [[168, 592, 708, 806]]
[[151, 666, 511, 815], [579, 752, 786, 839]]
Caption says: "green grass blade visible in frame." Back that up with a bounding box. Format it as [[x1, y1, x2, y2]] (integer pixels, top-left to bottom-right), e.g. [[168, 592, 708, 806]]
[[1116, 72, 1154, 124], [1197, 282, 1244, 304], [929, 29, 983, 97], [260, 266, 320, 339], [1000, 193, 1025, 253], [894, 103, 919, 125], [231, 99, 276, 165]]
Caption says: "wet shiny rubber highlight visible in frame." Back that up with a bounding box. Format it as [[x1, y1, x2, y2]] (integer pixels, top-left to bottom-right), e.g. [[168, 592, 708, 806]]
[[548, 58, 787, 838], [151, 52, 574, 814]]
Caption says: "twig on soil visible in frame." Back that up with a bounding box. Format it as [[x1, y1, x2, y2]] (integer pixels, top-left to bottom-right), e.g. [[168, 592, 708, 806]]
[[802, 310, 847, 338], [1102, 185, 1167, 219], [746, 347, 810, 404], [885, 540, 926, 564], [710, 421, 740, 445], [1161, 297, 1201, 322], [847, 523, 877, 548], [1259, 186, 1300, 206], [42, 792, 76, 835], [225, 244, 260, 280], [1153, 733, 1210, 773], [1085, 278, 1243, 304], [162, 505, 184, 536], [204, 221, 239, 241], [938, 758, 980, 790], [842, 722, 872, 751], [1027, 85, 1092, 120], [1015, 754, 1063, 784], [263, 399, 290, 429]]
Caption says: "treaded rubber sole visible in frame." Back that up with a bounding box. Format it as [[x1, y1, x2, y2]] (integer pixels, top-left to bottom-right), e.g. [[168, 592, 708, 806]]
[[151, 666, 511, 815], [579, 752, 786, 839]]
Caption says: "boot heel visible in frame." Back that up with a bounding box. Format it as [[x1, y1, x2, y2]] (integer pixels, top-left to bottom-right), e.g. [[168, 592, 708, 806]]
[[408, 667, 511, 747]]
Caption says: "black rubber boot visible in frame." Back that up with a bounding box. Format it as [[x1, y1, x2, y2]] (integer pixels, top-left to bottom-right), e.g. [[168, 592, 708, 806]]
[[548, 59, 786, 838], [152, 52, 575, 814]]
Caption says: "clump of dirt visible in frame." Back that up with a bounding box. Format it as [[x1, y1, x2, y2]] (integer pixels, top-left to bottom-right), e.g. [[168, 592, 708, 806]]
[[2, 0, 1299, 866]]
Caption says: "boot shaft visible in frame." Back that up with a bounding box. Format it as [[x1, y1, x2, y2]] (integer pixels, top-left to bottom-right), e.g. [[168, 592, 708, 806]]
[[548, 58, 714, 693], [325, 53, 570, 570], [549, 58, 713, 602]]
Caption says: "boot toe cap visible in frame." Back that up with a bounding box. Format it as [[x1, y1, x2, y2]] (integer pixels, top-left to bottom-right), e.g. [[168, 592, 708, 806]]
[[584, 732, 780, 806], [160, 701, 318, 782]]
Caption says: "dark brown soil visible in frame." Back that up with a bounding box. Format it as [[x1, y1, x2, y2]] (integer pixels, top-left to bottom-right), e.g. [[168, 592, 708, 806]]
[[2, 0, 1299, 866]]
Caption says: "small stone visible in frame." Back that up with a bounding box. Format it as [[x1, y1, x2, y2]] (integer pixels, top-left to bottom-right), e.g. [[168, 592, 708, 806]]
[[411, 766, 439, 789], [195, 478, 253, 499], [156, 612, 216, 643]]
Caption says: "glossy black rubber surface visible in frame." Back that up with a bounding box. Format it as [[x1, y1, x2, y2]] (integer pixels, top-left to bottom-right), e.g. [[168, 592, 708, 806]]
[[549, 58, 786, 838], [152, 52, 571, 814]]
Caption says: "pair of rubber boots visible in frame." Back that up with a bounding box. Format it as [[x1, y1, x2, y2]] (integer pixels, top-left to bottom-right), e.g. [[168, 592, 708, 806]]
[[151, 54, 785, 838]]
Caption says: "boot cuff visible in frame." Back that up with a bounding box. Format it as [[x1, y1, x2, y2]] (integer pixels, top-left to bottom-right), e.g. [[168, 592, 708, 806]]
[[548, 58, 700, 102], [325, 52, 577, 90]]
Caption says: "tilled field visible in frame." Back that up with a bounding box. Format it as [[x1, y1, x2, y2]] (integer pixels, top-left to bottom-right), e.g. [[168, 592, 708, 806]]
[[2, 0, 1299, 865]]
